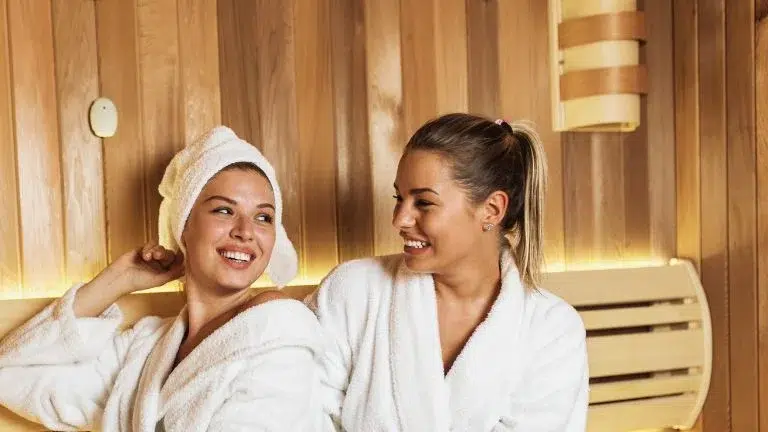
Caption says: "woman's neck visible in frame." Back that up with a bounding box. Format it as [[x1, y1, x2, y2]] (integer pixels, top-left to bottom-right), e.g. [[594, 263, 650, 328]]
[[433, 245, 502, 302], [177, 280, 253, 364]]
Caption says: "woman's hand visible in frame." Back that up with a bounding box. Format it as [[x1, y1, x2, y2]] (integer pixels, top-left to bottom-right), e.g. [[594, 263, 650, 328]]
[[115, 242, 185, 294], [73, 242, 184, 317]]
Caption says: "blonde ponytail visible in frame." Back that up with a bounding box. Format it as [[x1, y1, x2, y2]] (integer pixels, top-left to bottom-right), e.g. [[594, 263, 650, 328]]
[[508, 121, 547, 288]]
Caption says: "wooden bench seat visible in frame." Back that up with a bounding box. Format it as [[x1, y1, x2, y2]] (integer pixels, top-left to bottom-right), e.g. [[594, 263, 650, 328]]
[[0, 260, 711, 431]]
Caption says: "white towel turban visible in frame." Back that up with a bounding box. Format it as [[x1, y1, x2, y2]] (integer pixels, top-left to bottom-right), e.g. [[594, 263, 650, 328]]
[[157, 125, 298, 287]]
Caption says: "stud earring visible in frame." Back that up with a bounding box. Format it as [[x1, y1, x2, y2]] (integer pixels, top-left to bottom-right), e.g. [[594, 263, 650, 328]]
[[482, 223, 494, 232]]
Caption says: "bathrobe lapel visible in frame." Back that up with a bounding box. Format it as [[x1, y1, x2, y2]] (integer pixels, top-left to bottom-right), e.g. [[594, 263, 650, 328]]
[[444, 250, 528, 430], [390, 250, 528, 431], [132, 311, 186, 431], [390, 264, 450, 431]]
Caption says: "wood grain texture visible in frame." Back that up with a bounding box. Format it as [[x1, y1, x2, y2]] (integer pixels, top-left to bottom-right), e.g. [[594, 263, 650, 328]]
[[725, 1, 759, 430], [563, 134, 597, 264], [593, 134, 628, 262], [137, 0, 182, 243], [622, 104, 651, 262], [434, 0, 467, 113], [96, 0, 148, 260], [498, 0, 565, 267], [0, 0, 21, 298], [644, 0, 676, 263], [366, 0, 405, 256], [7, 0, 65, 296], [330, 0, 375, 262], [217, 0, 252, 141], [250, 1, 304, 279], [697, 0, 731, 429], [294, 0, 339, 279], [400, 0, 437, 137], [466, 0, 499, 117], [756, 13, 768, 432], [51, 0, 107, 285], [674, 0, 701, 271], [178, 0, 221, 144]]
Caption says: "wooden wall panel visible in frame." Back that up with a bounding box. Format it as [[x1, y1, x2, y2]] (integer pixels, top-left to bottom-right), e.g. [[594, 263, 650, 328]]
[[51, 0, 107, 285], [726, 1, 759, 430], [756, 8, 768, 432], [365, 0, 404, 256], [563, 135, 598, 264], [216, 0, 252, 141], [96, 0, 148, 260], [697, 0, 730, 430], [330, 0, 375, 262], [434, 0, 467, 114], [499, 0, 566, 267], [137, 0, 182, 242], [674, 0, 702, 271], [466, 0, 499, 117], [563, 133, 628, 264], [400, 0, 438, 138], [644, 0, 676, 262], [7, 0, 65, 296], [177, 0, 221, 144], [0, 0, 21, 299], [255, 1, 304, 279], [294, 0, 339, 279]]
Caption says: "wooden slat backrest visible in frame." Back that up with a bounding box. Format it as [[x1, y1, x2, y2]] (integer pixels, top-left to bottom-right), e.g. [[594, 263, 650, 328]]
[[541, 260, 712, 431], [0, 262, 710, 432]]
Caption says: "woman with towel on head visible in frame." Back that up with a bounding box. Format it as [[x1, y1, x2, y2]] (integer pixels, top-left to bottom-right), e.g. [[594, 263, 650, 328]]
[[0, 126, 322, 431], [308, 113, 589, 431]]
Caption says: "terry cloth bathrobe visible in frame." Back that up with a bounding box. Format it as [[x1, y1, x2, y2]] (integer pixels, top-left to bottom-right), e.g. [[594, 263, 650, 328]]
[[307, 249, 589, 432], [0, 125, 324, 431], [0, 283, 323, 431]]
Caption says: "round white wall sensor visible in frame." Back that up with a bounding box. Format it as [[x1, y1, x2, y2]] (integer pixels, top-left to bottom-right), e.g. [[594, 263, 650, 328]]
[[89, 97, 118, 138]]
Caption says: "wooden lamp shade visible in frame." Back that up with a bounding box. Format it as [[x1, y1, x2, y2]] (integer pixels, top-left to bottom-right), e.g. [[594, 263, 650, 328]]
[[548, 0, 648, 132]]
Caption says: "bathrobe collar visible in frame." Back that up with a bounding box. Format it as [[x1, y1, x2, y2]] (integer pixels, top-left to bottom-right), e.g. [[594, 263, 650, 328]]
[[390, 248, 528, 430]]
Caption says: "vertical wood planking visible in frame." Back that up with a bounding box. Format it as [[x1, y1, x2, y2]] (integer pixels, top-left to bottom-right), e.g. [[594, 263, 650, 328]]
[[51, 0, 107, 285], [674, 1, 702, 271], [698, 0, 731, 429], [466, 0, 499, 117], [726, 1, 759, 430], [217, 0, 253, 140], [178, 0, 221, 145], [96, 0, 148, 260], [366, 0, 404, 256], [563, 135, 596, 265], [0, 0, 21, 299], [434, 0, 467, 114], [251, 1, 304, 277], [294, 0, 339, 279], [592, 134, 627, 262], [7, 1, 65, 296], [137, 0, 181, 242], [400, 0, 437, 137], [755, 11, 768, 432], [330, 0, 375, 262], [622, 117, 650, 260], [498, 0, 565, 267], [644, 0, 676, 262]]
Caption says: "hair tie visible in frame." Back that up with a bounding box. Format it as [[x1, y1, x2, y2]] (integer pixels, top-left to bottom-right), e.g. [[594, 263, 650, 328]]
[[494, 118, 514, 134]]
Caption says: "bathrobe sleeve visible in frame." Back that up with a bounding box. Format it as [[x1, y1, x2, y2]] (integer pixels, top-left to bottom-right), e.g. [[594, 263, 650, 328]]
[[0, 283, 163, 431], [305, 262, 364, 432], [494, 301, 589, 432]]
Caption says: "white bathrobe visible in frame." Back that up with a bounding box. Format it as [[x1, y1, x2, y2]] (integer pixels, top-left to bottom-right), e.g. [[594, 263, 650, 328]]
[[0, 284, 323, 431], [307, 250, 589, 431]]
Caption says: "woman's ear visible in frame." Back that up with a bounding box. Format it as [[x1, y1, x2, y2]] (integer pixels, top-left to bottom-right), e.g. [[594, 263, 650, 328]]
[[483, 190, 509, 225]]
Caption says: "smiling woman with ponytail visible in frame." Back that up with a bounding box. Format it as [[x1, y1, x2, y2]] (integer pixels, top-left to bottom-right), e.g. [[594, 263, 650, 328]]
[[308, 113, 589, 431]]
